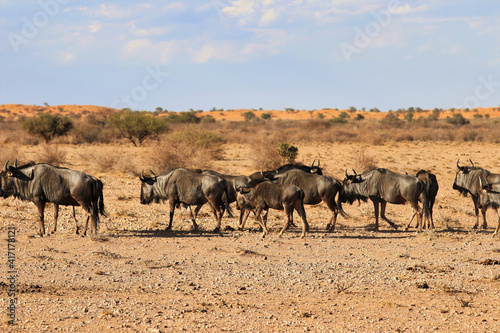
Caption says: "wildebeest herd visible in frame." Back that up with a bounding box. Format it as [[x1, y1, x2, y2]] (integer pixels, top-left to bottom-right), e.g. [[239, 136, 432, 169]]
[[1, 159, 499, 238]]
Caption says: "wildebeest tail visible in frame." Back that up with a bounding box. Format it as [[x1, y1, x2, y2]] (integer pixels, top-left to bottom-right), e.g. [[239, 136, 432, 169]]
[[92, 178, 107, 217], [298, 189, 309, 229], [336, 182, 349, 218], [420, 180, 431, 226]]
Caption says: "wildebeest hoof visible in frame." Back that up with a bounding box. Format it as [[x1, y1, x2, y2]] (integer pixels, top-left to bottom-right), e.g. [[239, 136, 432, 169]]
[[212, 227, 221, 233]]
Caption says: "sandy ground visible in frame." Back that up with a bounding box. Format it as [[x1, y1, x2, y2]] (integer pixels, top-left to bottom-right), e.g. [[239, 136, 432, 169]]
[[1, 141, 499, 332]]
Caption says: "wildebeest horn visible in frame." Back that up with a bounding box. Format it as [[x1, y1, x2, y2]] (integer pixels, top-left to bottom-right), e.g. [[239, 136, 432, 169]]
[[456, 159, 461, 169], [311, 159, 316, 168], [14, 159, 17, 168], [352, 169, 357, 175], [345, 169, 349, 178], [150, 170, 157, 182], [3, 160, 9, 172], [317, 159, 320, 167], [469, 159, 474, 167], [140, 170, 147, 182]]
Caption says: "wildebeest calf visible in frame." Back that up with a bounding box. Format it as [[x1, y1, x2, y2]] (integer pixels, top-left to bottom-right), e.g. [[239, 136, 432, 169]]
[[236, 182, 309, 238], [478, 182, 500, 237]]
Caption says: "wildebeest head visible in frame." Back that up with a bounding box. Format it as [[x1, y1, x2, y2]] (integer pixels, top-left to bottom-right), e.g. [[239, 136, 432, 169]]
[[139, 170, 158, 204], [309, 159, 323, 175], [453, 159, 481, 196], [235, 186, 252, 210], [340, 169, 368, 204], [1, 160, 34, 198]]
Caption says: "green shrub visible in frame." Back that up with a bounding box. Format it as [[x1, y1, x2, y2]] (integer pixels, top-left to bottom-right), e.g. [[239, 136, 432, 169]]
[[261, 113, 271, 120], [165, 111, 200, 124], [23, 114, 73, 143], [446, 113, 470, 127], [242, 111, 256, 121], [277, 143, 298, 164], [329, 117, 348, 124], [108, 110, 168, 146]]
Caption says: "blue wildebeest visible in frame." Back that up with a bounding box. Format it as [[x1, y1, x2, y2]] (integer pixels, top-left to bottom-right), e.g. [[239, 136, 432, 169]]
[[0, 161, 106, 236], [235, 182, 309, 238], [405, 170, 439, 230], [268, 169, 344, 232], [139, 168, 232, 232], [453, 159, 500, 230], [478, 180, 500, 237], [340, 168, 430, 232]]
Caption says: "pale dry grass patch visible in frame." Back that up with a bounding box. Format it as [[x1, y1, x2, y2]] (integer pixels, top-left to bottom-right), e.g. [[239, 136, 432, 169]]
[[351, 148, 377, 173], [37, 144, 67, 166]]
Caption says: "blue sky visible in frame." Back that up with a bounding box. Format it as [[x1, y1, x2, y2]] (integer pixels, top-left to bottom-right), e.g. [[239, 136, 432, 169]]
[[1, 0, 499, 111]]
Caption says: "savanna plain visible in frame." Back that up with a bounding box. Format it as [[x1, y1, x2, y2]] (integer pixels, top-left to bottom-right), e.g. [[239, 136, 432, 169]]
[[1, 111, 500, 332]]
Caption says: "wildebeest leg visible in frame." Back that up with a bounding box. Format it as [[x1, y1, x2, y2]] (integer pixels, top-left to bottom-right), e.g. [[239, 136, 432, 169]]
[[207, 201, 223, 233], [279, 206, 293, 238], [238, 207, 249, 230], [82, 216, 89, 236], [480, 206, 488, 230], [472, 196, 481, 229], [405, 212, 417, 231], [429, 198, 435, 229], [408, 201, 423, 232], [493, 208, 499, 237], [35, 202, 46, 236], [295, 200, 309, 237], [189, 205, 201, 230], [254, 207, 269, 238], [71, 206, 80, 235], [371, 199, 380, 231], [380, 201, 398, 230], [325, 199, 339, 232], [166, 200, 176, 231], [51, 204, 59, 234]]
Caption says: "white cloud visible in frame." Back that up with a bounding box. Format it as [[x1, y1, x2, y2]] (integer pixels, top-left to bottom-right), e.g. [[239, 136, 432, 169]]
[[222, 0, 255, 17], [260, 8, 277, 26], [88, 23, 102, 33], [390, 4, 428, 15], [77, 3, 153, 20]]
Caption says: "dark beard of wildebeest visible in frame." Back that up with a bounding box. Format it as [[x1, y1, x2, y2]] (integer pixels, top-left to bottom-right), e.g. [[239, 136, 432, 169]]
[[340, 168, 431, 232], [0, 160, 106, 236], [248, 159, 323, 184], [477, 181, 500, 237], [261, 169, 344, 232], [405, 170, 439, 231], [453, 159, 500, 229], [139, 168, 233, 232], [201, 170, 256, 218], [235, 182, 309, 238]]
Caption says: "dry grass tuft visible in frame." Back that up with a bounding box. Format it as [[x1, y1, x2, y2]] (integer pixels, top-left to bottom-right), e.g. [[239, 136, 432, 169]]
[[38, 144, 67, 166], [149, 126, 225, 172], [352, 148, 377, 173], [249, 136, 282, 171]]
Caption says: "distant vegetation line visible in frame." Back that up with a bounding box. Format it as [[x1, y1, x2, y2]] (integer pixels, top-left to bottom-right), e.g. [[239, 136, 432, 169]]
[[0, 104, 499, 149]]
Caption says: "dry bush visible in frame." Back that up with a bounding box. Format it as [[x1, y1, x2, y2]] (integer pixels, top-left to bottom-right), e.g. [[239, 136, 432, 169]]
[[248, 136, 282, 171], [37, 144, 67, 166], [352, 148, 377, 173], [0, 145, 21, 165], [149, 126, 225, 172]]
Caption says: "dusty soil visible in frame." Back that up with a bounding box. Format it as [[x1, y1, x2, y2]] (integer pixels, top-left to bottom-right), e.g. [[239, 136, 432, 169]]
[[1, 141, 500, 332]]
